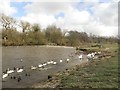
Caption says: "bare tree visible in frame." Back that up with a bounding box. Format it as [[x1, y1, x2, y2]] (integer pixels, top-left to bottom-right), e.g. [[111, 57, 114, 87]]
[[0, 13, 16, 30]]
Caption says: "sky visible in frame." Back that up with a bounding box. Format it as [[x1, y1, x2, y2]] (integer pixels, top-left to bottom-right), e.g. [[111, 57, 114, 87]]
[[0, 0, 119, 37]]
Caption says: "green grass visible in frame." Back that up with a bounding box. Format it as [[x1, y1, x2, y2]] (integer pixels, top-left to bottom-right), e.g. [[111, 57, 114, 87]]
[[58, 56, 119, 88], [77, 43, 118, 53]]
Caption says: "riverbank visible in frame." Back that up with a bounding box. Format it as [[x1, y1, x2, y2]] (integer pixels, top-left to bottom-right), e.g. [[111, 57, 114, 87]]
[[31, 43, 119, 88], [2, 45, 74, 48], [31, 54, 119, 88]]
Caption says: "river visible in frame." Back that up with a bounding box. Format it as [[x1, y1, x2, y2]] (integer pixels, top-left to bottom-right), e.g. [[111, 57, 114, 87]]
[[2, 46, 86, 88]]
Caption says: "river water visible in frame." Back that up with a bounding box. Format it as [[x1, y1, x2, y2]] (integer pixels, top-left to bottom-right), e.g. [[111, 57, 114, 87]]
[[2, 46, 84, 88]]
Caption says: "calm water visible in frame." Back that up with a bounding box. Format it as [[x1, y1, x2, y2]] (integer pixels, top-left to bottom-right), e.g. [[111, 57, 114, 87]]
[[2, 46, 81, 88]]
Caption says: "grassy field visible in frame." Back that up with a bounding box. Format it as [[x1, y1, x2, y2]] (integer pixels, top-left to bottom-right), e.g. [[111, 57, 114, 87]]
[[57, 55, 118, 88]]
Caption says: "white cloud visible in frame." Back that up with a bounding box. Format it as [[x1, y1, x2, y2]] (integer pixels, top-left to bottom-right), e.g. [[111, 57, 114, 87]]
[[0, 0, 17, 16], [21, 13, 56, 28], [18, 2, 118, 36], [92, 2, 118, 26], [83, 23, 118, 36], [24, 2, 76, 15]]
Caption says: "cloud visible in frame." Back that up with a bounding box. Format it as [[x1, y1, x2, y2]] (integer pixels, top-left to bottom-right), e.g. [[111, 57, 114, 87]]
[[83, 22, 118, 36], [13, 1, 118, 36], [21, 13, 56, 28], [92, 2, 118, 26], [0, 0, 17, 16], [24, 2, 76, 15]]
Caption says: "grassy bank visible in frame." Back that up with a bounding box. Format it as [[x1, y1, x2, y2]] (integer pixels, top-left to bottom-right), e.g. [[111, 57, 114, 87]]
[[31, 43, 119, 88], [57, 56, 118, 88], [32, 55, 118, 88]]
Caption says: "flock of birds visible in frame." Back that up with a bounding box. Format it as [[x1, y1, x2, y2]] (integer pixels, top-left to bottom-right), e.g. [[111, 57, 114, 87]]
[[2, 58, 70, 81], [78, 51, 101, 60], [2, 51, 102, 82]]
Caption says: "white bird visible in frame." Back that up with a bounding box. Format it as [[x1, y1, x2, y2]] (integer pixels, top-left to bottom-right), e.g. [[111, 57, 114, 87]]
[[67, 59, 70, 61], [7, 70, 14, 74], [94, 52, 97, 54], [31, 66, 37, 70], [91, 53, 95, 57], [50, 60, 54, 64], [47, 61, 51, 64], [87, 53, 95, 60], [20, 59, 23, 62], [2, 73, 8, 79], [87, 53, 92, 59], [53, 62, 57, 65], [17, 68, 23, 73], [66, 58, 70, 63], [78, 54, 83, 60], [43, 63, 47, 66], [38, 64, 43, 68], [98, 52, 101, 54], [60, 59, 63, 63]]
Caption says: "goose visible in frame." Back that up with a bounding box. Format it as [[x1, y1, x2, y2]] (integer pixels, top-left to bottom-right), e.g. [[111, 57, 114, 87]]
[[31, 66, 37, 70], [53, 61, 57, 65], [17, 68, 23, 73], [60, 59, 63, 63], [2, 73, 8, 79]]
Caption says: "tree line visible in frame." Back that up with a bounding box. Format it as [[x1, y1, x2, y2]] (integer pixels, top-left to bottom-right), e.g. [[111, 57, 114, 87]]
[[0, 14, 119, 46]]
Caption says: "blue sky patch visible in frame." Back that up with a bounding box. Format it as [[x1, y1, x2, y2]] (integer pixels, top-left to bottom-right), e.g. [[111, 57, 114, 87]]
[[10, 2, 31, 17], [55, 12, 65, 19]]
